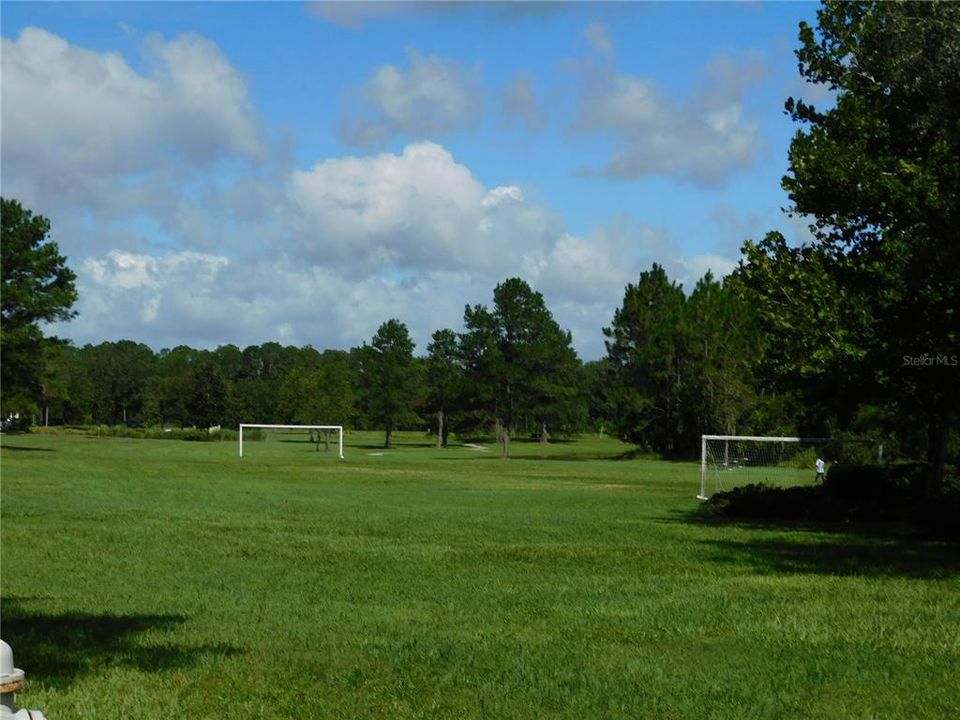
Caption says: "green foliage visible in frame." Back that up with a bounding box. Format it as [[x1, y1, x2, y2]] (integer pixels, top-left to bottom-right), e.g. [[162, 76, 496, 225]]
[[604, 264, 686, 452], [679, 271, 763, 439], [278, 349, 356, 429], [460, 278, 583, 456], [1, 198, 78, 417], [604, 264, 766, 455], [707, 460, 959, 538], [76, 340, 157, 424], [425, 329, 461, 446], [775, 0, 960, 494], [356, 319, 421, 448], [184, 360, 229, 429]]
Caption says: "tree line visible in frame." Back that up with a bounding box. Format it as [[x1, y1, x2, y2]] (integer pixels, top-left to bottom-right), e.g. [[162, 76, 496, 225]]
[[27, 273, 753, 459], [2, 2, 957, 488]]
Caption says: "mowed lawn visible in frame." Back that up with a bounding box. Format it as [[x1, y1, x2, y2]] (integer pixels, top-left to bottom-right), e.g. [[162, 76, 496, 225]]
[[1, 432, 958, 719]]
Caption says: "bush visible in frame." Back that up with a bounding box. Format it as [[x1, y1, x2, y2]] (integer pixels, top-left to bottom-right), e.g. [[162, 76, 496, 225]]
[[705, 483, 833, 521], [915, 494, 960, 541], [824, 463, 924, 503], [26, 424, 240, 442], [705, 463, 958, 530]]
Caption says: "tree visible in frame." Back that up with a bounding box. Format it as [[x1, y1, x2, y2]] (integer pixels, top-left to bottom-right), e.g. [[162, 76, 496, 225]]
[[775, 0, 959, 495], [1, 198, 78, 420], [213, 344, 245, 383], [356, 319, 420, 449], [425, 329, 461, 447], [278, 349, 356, 450], [80, 341, 157, 424], [461, 278, 582, 457], [458, 304, 503, 441], [43, 342, 95, 425], [311, 349, 358, 449], [582, 359, 615, 436], [147, 346, 208, 426], [679, 271, 762, 440], [604, 264, 686, 453], [185, 361, 228, 429]]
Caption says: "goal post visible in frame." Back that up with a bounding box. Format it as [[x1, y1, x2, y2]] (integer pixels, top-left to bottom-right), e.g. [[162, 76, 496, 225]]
[[239, 424, 344, 459], [698, 434, 882, 500]]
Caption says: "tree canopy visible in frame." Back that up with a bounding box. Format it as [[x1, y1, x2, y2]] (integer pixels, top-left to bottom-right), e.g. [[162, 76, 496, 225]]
[[1, 198, 78, 419], [356, 319, 420, 449], [758, 0, 960, 494], [461, 278, 581, 458]]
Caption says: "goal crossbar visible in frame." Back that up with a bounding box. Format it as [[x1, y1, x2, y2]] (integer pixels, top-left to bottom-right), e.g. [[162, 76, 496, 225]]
[[239, 424, 344, 459]]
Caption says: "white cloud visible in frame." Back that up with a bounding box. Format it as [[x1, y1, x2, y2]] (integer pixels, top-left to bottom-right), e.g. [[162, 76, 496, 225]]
[[339, 47, 483, 145], [501, 72, 545, 132], [673, 253, 738, 287], [583, 22, 614, 62], [52, 247, 491, 355], [287, 141, 558, 277], [574, 38, 768, 186], [1, 27, 265, 212]]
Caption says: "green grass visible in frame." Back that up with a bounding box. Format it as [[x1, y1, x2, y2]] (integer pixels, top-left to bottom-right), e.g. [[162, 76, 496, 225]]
[[1, 431, 958, 719]]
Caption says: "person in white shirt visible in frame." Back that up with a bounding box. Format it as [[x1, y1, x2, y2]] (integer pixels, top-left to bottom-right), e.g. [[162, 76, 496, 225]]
[[815, 457, 826, 482]]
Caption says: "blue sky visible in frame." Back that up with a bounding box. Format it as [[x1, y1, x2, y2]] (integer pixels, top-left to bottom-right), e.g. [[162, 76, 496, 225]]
[[1, 1, 826, 359]]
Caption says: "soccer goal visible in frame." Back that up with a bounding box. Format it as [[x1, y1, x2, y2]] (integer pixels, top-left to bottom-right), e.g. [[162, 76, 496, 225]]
[[239, 424, 344, 459], [698, 434, 882, 500]]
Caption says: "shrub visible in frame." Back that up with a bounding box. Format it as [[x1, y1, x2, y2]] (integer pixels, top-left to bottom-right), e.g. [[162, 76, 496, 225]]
[[704, 483, 847, 522], [705, 463, 960, 536], [25, 424, 240, 442]]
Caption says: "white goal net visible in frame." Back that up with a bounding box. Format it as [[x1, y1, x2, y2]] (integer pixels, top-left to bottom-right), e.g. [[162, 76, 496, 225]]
[[239, 424, 344, 459], [698, 434, 882, 500]]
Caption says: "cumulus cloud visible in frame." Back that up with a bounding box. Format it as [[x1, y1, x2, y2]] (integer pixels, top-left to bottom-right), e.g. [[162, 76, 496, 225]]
[[51, 247, 493, 354], [308, 1, 419, 28], [309, 1, 566, 29], [573, 34, 768, 186], [44, 138, 704, 357], [1, 27, 265, 213], [501, 72, 545, 131], [39, 137, 739, 358], [583, 22, 614, 62], [287, 141, 559, 277], [339, 47, 483, 146]]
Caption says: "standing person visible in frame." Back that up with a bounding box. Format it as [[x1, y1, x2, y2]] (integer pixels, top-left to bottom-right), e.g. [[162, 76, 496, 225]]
[[815, 457, 826, 482]]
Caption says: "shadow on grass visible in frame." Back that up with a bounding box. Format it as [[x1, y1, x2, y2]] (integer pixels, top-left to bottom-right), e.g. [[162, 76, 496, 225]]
[[434, 453, 615, 463], [701, 533, 960, 579], [0, 598, 241, 690], [674, 511, 960, 580], [0, 445, 55, 452], [349, 442, 437, 450]]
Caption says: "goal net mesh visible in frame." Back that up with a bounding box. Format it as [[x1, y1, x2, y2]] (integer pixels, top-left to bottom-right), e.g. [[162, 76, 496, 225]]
[[699, 436, 881, 499], [239, 424, 344, 459]]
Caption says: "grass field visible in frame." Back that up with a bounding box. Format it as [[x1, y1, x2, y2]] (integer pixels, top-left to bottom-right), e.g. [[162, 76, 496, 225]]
[[1, 431, 958, 719]]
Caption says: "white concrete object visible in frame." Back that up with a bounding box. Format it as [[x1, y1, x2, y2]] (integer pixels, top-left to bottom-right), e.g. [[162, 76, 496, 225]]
[[0, 639, 46, 720]]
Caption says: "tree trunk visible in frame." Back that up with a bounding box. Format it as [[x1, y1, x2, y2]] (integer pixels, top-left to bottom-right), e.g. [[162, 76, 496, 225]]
[[437, 409, 445, 448], [324, 431, 330, 453], [501, 428, 510, 459], [925, 415, 948, 498], [540, 422, 548, 444], [385, 422, 393, 449]]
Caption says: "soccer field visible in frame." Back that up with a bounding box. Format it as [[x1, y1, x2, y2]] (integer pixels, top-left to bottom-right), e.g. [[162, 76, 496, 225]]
[[1, 432, 958, 719]]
